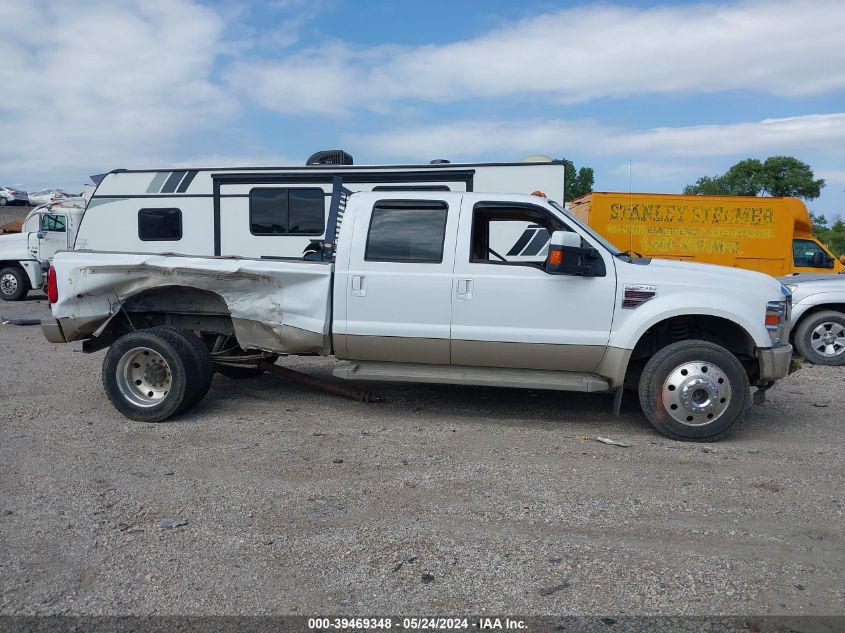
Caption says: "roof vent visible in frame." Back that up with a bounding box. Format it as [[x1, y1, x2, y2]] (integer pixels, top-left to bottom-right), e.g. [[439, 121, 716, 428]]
[[522, 154, 553, 163], [306, 150, 354, 166], [430, 159, 450, 164]]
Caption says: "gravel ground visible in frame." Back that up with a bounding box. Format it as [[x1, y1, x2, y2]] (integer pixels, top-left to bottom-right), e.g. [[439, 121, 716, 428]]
[[1, 294, 843, 617]]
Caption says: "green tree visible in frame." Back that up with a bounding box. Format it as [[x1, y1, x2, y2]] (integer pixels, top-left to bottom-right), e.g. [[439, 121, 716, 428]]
[[563, 160, 594, 202], [826, 217, 845, 258], [683, 156, 825, 200], [811, 212, 831, 246], [760, 156, 825, 198]]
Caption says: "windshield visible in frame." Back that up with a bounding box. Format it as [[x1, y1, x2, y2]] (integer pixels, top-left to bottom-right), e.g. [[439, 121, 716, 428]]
[[548, 200, 622, 255]]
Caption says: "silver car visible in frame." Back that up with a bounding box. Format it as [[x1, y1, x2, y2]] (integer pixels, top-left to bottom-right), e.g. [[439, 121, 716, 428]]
[[0, 186, 29, 206]]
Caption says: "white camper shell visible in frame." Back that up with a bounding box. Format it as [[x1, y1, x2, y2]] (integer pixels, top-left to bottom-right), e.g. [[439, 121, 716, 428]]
[[77, 159, 567, 258]]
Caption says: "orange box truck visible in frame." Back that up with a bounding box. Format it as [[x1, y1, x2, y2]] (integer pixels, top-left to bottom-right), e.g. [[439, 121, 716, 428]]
[[569, 192, 844, 276]]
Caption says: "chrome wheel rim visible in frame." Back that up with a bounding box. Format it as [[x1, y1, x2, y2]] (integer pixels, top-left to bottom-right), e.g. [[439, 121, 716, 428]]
[[810, 322, 845, 358], [662, 360, 731, 426], [1, 272, 18, 296], [115, 347, 172, 408]]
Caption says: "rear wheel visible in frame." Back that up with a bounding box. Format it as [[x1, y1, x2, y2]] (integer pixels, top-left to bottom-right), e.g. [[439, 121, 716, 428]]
[[638, 339, 749, 442], [0, 267, 30, 301], [102, 328, 193, 422], [160, 327, 214, 410], [794, 310, 845, 366]]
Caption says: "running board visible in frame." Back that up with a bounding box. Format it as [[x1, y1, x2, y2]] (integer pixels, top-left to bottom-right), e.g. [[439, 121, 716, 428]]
[[333, 361, 610, 393]]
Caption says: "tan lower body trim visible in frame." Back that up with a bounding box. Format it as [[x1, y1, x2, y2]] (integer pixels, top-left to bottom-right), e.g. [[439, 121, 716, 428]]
[[338, 334, 449, 364], [594, 346, 633, 389], [338, 334, 607, 372], [451, 339, 605, 372]]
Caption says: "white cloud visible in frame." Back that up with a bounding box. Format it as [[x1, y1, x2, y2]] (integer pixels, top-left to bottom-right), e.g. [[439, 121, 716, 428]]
[[0, 0, 236, 189], [231, 0, 845, 115], [346, 113, 845, 162]]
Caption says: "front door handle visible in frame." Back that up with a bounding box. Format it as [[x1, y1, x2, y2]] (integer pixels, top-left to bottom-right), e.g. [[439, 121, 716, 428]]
[[351, 274, 367, 297], [456, 278, 473, 300]]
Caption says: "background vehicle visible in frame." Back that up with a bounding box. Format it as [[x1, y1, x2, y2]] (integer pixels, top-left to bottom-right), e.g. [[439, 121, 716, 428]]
[[28, 189, 72, 206], [782, 274, 845, 365], [569, 192, 843, 276], [0, 186, 29, 206], [44, 183, 792, 442], [0, 198, 85, 300]]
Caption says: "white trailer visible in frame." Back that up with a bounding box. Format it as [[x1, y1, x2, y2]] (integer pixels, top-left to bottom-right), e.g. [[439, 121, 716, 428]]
[[75, 154, 566, 259]]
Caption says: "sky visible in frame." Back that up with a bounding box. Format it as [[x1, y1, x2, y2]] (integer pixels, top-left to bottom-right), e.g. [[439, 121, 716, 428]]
[[1, 0, 844, 219]]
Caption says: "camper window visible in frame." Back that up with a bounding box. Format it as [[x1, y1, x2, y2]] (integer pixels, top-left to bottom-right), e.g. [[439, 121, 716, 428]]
[[365, 201, 448, 263], [372, 185, 451, 192], [250, 188, 325, 236], [138, 208, 182, 241]]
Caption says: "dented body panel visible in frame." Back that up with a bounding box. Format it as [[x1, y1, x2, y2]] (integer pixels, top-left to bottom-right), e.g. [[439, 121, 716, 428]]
[[49, 251, 332, 354]]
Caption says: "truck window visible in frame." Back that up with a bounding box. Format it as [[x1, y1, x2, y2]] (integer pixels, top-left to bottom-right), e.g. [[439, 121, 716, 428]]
[[365, 201, 448, 263], [470, 205, 565, 266], [138, 208, 182, 241], [250, 188, 324, 236], [41, 214, 66, 232], [793, 239, 826, 267]]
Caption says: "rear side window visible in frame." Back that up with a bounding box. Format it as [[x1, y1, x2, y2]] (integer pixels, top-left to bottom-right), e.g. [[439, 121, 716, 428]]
[[365, 201, 448, 263], [138, 208, 182, 241], [250, 188, 325, 235]]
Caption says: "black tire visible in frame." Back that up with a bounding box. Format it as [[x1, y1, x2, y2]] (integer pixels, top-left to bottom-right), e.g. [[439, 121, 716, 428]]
[[638, 339, 749, 442], [215, 354, 278, 379], [0, 266, 30, 301], [793, 310, 845, 366], [0, 197, 7, 206], [102, 328, 194, 422], [160, 327, 214, 410]]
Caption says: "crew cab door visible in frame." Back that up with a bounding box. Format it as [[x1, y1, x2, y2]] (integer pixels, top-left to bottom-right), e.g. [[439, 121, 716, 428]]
[[338, 193, 460, 363], [28, 213, 68, 262], [450, 198, 616, 371]]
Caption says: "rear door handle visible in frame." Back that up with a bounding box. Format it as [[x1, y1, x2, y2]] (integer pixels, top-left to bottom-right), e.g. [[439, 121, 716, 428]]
[[351, 274, 367, 297], [456, 278, 473, 300]]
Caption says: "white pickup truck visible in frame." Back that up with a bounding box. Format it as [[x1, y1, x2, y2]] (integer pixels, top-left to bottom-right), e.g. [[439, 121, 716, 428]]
[[43, 188, 793, 441]]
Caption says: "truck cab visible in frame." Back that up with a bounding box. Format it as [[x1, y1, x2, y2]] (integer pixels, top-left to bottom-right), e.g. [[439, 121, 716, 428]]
[[0, 200, 85, 301]]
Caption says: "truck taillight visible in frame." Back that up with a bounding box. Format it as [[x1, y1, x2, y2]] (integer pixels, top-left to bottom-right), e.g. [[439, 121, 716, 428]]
[[47, 265, 58, 303]]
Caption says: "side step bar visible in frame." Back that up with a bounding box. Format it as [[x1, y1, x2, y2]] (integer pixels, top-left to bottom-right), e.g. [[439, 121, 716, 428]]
[[333, 361, 610, 393]]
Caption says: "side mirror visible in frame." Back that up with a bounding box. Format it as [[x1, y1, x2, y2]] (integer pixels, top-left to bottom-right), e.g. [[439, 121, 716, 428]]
[[36, 230, 46, 239], [546, 230, 604, 277]]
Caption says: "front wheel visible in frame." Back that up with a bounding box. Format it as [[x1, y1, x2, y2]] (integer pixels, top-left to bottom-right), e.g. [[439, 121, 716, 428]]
[[793, 310, 845, 366], [638, 339, 749, 442], [0, 267, 30, 301]]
